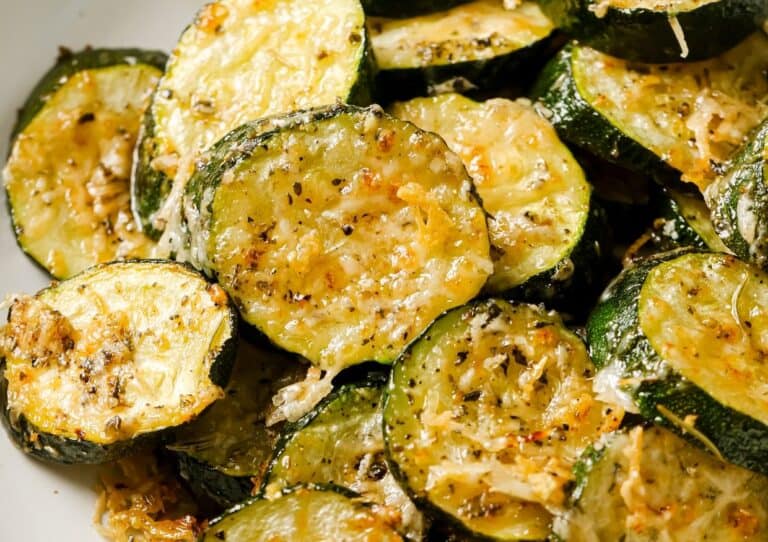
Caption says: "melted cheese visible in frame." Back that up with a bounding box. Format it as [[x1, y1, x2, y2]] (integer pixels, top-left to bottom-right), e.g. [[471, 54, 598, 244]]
[[203, 108, 492, 371], [574, 33, 768, 191], [368, 0, 554, 70], [391, 94, 591, 292], [639, 252, 768, 427], [3, 263, 233, 445], [2, 65, 159, 278]]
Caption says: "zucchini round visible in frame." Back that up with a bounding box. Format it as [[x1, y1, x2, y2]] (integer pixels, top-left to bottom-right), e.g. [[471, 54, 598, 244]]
[[384, 299, 623, 541], [132, 0, 374, 248], [538, 0, 767, 63], [168, 340, 307, 508], [184, 104, 492, 374], [557, 426, 768, 541], [587, 250, 768, 474], [708, 119, 768, 269], [369, 0, 556, 101], [201, 485, 404, 541], [3, 48, 165, 279], [532, 33, 768, 192], [390, 93, 602, 303], [263, 378, 424, 539], [0, 260, 238, 464]]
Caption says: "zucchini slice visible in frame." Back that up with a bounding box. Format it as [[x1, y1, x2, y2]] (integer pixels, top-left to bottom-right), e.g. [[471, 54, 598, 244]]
[[556, 426, 768, 541], [168, 340, 307, 507], [0, 260, 237, 464], [384, 299, 623, 541], [185, 104, 492, 375], [201, 486, 404, 541], [532, 33, 768, 192], [390, 93, 601, 302], [368, 0, 556, 101], [652, 187, 729, 252], [3, 48, 165, 279], [708, 119, 768, 269], [132, 0, 374, 249], [539, 0, 767, 63], [587, 250, 768, 474], [264, 379, 424, 539]]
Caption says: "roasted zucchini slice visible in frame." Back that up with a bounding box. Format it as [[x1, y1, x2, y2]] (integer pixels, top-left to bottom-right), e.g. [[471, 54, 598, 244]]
[[263, 378, 424, 539], [652, 187, 729, 252], [0, 260, 237, 464], [587, 250, 768, 474], [201, 485, 404, 541], [368, 0, 556, 101], [185, 104, 492, 376], [556, 426, 768, 541], [168, 340, 307, 507], [538, 0, 767, 63], [384, 299, 623, 541], [532, 33, 768, 192], [3, 48, 165, 279], [132, 0, 374, 249], [708, 119, 768, 269], [390, 93, 602, 303]]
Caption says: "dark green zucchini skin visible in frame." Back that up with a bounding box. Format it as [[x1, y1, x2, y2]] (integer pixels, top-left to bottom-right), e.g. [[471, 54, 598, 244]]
[[363, 0, 471, 17], [586, 249, 768, 475], [538, 0, 766, 63], [176, 452, 255, 508], [531, 44, 679, 185], [0, 260, 238, 465], [11, 47, 167, 144], [709, 119, 768, 269]]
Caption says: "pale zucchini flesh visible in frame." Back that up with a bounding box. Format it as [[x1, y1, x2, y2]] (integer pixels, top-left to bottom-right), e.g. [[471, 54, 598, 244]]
[[384, 300, 623, 540], [4, 63, 161, 279], [390, 94, 592, 295]]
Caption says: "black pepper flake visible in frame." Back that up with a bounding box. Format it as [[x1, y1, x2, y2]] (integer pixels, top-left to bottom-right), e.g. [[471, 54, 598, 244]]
[[348, 32, 362, 44], [455, 351, 469, 365], [332, 178, 344, 186], [293, 182, 303, 196], [77, 112, 95, 124], [463, 390, 482, 402], [342, 225, 354, 235]]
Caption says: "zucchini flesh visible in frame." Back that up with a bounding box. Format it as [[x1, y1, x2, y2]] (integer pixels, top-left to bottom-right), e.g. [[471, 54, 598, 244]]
[[558, 426, 768, 541], [587, 250, 768, 474], [168, 341, 307, 507], [368, 0, 555, 99], [534, 33, 768, 191], [185, 104, 492, 374], [202, 486, 403, 541], [390, 94, 596, 298], [264, 381, 424, 539], [133, 0, 373, 248], [1, 260, 237, 463], [384, 300, 623, 540], [3, 50, 164, 279]]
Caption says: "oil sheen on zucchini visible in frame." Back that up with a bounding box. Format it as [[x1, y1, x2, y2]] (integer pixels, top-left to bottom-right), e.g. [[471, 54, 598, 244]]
[[368, 0, 556, 100], [185, 104, 492, 375], [533, 32, 768, 192], [708, 119, 768, 270], [390, 94, 600, 302], [587, 250, 768, 474], [557, 426, 768, 541], [538, 0, 766, 63], [0, 260, 237, 464], [132, 0, 373, 249], [652, 187, 729, 252], [384, 299, 623, 541], [3, 48, 165, 279], [201, 486, 404, 541], [264, 379, 424, 539], [168, 340, 307, 507]]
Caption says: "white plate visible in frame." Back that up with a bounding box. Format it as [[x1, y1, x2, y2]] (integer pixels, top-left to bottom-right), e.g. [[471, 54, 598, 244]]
[[0, 2, 202, 540]]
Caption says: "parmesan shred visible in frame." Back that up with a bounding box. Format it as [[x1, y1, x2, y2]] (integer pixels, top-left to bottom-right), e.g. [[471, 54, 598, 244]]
[[668, 15, 689, 59], [266, 366, 337, 425], [94, 453, 202, 542], [588, 0, 610, 18]]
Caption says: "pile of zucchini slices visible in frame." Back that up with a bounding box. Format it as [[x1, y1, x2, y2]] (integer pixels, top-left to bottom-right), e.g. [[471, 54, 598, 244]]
[[2, 0, 768, 540]]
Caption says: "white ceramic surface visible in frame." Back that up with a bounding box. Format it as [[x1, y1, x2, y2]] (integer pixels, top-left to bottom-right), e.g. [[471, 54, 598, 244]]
[[0, 2, 202, 540]]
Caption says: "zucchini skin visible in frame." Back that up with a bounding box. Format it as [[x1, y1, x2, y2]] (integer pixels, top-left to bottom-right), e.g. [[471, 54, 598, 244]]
[[586, 250, 768, 475], [709, 119, 768, 269], [10, 48, 167, 144], [363, 0, 472, 17], [531, 44, 678, 185], [538, 0, 766, 63], [176, 452, 254, 507], [0, 260, 238, 465]]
